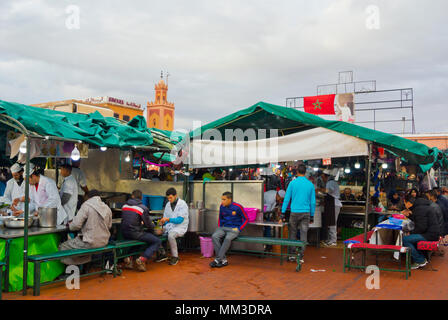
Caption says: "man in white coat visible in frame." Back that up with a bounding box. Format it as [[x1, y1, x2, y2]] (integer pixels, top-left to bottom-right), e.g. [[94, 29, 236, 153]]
[[16, 163, 68, 225], [1, 163, 25, 216], [158, 187, 189, 266], [59, 164, 78, 222]]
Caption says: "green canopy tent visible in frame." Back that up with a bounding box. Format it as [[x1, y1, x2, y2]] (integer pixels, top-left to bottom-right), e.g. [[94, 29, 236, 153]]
[[189, 101, 445, 170], [188, 101, 447, 245], [0, 99, 177, 295]]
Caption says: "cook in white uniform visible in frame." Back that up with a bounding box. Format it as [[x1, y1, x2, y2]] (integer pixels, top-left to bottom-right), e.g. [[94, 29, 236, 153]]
[[71, 160, 89, 208], [320, 169, 342, 246], [264, 189, 286, 213], [16, 163, 68, 225], [59, 164, 78, 222], [158, 188, 189, 266], [1, 163, 25, 216]]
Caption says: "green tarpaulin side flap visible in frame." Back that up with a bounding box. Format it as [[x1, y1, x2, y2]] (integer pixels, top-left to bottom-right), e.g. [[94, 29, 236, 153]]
[[150, 127, 187, 144], [152, 152, 176, 163], [190, 101, 444, 170], [0, 100, 168, 149], [0, 233, 64, 292]]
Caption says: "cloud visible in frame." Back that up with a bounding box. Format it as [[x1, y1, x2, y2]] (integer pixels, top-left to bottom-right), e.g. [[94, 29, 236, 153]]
[[0, 0, 447, 133]]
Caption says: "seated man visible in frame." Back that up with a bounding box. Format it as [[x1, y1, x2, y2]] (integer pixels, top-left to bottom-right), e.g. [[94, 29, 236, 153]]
[[158, 188, 189, 266], [402, 194, 440, 269], [59, 190, 112, 265], [59, 164, 78, 223], [340, 188, 356, 201], [121, 189, 161, 272], [210, 192, 248, 268], [263, 189, 286, 251], [425, 190, 444, 238]]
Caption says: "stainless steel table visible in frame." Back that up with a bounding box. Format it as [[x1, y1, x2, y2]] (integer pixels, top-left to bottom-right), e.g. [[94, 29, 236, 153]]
[[0, 225, 68, 240]]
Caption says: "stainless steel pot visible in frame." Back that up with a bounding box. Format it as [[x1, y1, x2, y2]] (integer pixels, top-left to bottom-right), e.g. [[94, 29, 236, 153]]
[[4, 217, 34, 229], [188, 208, 204, 232], [38, 207, 58, 228]]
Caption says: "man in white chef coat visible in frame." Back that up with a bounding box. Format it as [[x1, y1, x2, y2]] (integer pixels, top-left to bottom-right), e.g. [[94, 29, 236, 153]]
[[15, 163, 68, 225], [71, 160, 89, 209], [59, 164, 78, 222], [1, 163, 25, 216], [158, 188, 189, 266]]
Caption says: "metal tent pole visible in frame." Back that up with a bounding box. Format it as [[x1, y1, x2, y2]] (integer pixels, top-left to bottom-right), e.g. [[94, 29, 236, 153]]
[[362, 143, 373, 266], [22, 137, 31, 296], [364, 143, 372, 242]]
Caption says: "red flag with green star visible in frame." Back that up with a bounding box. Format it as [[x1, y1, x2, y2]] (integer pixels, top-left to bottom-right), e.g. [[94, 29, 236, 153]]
[[303, 94, 336, 115]]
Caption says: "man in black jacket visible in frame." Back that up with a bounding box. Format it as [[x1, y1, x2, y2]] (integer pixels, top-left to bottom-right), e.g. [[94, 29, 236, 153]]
[[120, 190, 161, 272], [425, 190, 444, 237], [434, 187, 448, 236], [402, 194, 440, 269]]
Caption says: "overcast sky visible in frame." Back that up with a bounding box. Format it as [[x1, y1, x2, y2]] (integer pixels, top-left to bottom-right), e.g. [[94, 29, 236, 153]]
[[0, 0, 447, 134]]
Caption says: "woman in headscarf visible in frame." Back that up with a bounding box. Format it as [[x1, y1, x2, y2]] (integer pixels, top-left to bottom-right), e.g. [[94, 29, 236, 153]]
[[387, 190, 404, 211]]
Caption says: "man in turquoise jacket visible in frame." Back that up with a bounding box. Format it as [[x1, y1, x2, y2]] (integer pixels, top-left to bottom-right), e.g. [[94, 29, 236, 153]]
[[280, 164, 315, 258]]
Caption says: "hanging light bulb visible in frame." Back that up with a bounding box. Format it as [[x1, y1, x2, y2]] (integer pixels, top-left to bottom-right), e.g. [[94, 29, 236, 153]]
[[125, 152, 131, 162], [313, 167, 319, 172], [71, 145, 81, 161], [19, 140, 27, 154], [382, 163, 388, 169], [100, 146, 107, 151], [344, 167, 351, 174], [354, 162, 361, 169]]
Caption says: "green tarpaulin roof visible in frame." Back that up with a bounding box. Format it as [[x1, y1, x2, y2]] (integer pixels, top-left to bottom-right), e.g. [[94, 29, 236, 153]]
[[0, 99, 174, 151], [190, 101, 446, 170]]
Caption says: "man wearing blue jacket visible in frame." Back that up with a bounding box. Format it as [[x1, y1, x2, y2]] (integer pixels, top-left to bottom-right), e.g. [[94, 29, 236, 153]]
[[281, 164, 315, 258], [210, 192, 248, 268]]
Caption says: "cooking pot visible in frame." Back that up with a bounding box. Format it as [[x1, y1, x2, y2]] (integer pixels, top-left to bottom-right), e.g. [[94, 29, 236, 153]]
[[4, 217, 34, 229], [38, 207, 58, 227]]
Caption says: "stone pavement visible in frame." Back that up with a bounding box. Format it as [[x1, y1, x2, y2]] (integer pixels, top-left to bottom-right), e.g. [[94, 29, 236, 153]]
[[4, 244, 448, 300]]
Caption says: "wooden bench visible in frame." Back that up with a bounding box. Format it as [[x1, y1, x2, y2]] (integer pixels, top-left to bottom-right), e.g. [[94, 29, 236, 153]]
[[28, 235, 169, 296], [231, 236, 306, 272], [0, 261, 5, 300], [343, 231, 411, 279]]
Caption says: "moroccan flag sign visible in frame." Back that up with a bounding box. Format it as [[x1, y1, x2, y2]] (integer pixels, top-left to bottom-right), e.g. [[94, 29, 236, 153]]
[[303, 94, 336, 115]]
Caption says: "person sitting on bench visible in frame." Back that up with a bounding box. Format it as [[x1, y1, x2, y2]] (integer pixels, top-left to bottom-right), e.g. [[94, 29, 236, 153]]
[[402, 193, 439, 269], [210, 192, 248, 268], [59, 189, 112, 265], [158, 188, 189, 266], [121, 189, 161, 272]]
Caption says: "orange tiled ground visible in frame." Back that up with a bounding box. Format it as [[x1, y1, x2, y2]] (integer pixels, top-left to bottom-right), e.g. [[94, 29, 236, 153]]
[[3, 245, 448, 300]]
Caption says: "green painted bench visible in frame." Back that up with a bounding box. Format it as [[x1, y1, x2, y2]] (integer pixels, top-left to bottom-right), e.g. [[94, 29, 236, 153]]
[[0, 261, 5, 300], [232, 236, 306, 272], [28, 235, 168, 296]]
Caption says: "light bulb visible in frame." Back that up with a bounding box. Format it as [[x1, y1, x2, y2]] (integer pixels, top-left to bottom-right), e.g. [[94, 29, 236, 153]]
[[313, 167, 319, 172], [71, 146, 81, 161], [354, 162, 361, 169], [100, 146, 107, 151], [382, 163, 388, 169], [344, 168, 351, 174], [19, 140, 27, 154], [125, 153, 131, 162], [229, 168, 233, 172]]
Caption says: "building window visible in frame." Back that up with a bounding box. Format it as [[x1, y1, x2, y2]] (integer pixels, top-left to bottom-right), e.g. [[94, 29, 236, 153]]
[[153, 119, 156, 126], [113, 113, 119, 118], [123, 115, 130, 121]]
